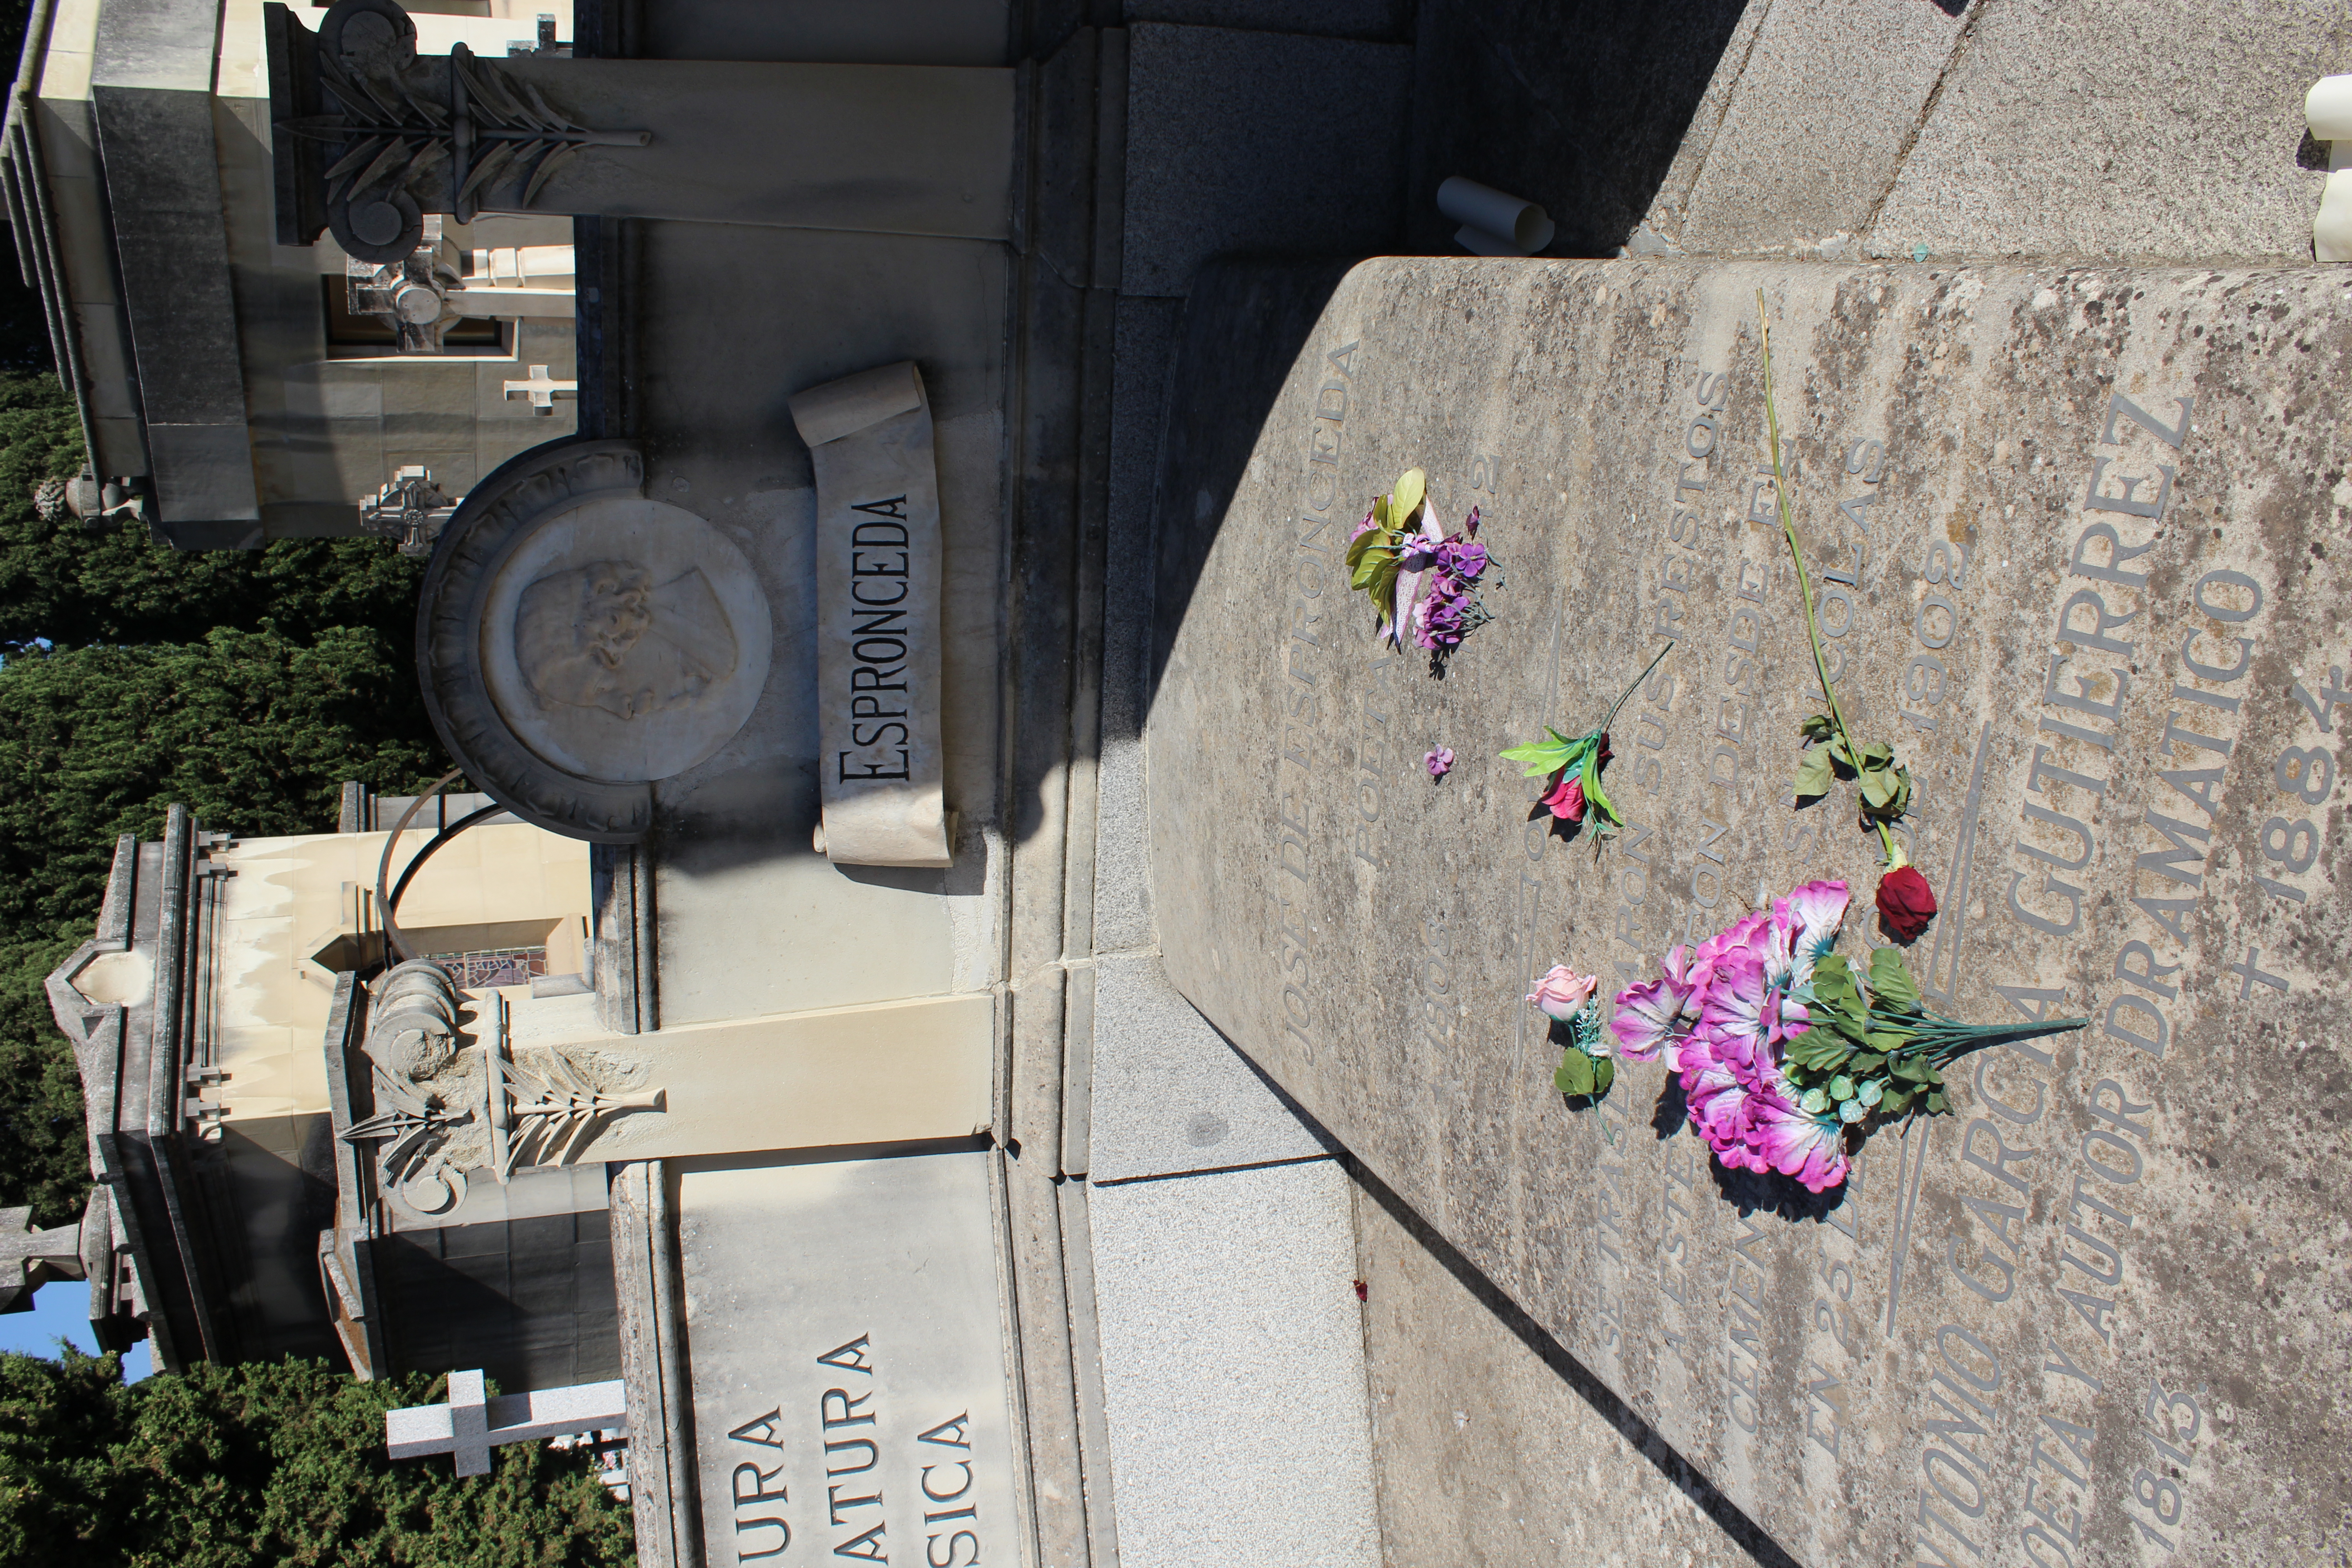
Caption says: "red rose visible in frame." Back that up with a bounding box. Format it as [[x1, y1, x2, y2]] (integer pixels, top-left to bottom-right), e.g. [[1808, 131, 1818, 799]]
[[1876, 865, 1938, 941]]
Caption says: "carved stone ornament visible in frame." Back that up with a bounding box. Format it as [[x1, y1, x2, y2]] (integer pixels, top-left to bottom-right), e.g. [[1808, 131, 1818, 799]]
[[341, 961, 662, 1215], [264, 0, 648, 262], [417, 438, 774, 842], [359, 464, 457, 556]]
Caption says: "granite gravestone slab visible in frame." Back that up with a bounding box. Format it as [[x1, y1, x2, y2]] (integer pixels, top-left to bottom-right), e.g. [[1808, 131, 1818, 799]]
[[1147, 259, 2351, 1566]]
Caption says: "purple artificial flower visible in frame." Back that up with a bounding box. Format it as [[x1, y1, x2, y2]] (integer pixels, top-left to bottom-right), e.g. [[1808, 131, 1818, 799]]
[[1435, 538, 1489, 581], [1680, 1039, 1757, 1163], [1743, 1073, 1852, 1192], [1426, 746, 1454, 778], [1695, 942, 1774, 1078], [1610, 955, 1700, 1068], [1352, 509, 1379, 544], [1764, 879, 1850, 991], [1463, 505, 1481, 537]]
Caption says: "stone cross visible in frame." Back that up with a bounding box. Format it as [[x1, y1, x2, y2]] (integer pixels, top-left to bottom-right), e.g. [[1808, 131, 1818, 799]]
[[502, 365, 577, 413], [0, 1206, 85, 1315], [384, 1369, 626, 1477]]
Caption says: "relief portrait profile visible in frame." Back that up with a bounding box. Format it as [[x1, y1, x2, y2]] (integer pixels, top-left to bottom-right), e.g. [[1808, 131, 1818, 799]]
[[513, 559, 740, 721]]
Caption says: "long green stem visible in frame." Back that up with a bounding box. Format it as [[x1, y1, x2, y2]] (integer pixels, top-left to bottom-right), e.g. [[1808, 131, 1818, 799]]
[[1756, 291, 1898, 863], [1599, 641, 1676, 733]]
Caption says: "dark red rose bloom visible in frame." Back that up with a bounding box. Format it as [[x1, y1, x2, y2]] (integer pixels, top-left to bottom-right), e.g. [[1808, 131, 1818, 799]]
[[1877, 865, 1938, 941], [1595, 732, 1613, 764]]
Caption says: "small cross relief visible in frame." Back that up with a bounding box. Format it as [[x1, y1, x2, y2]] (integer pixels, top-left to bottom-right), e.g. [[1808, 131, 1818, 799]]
[[503, 364, 577, 413]]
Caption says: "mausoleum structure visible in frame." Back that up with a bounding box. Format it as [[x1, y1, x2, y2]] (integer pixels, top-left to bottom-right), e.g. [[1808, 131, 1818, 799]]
[[21, 0, 2352, 1566]]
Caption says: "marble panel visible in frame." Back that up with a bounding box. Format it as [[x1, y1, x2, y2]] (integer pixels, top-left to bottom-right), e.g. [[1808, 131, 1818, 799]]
[[680, 1151, 1021, 1568]]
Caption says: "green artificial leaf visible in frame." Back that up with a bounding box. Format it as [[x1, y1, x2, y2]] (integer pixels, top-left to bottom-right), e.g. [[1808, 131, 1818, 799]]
[[1350, 538, 1391, 590], [1582, 743, 1618, 828], [1789, 1032, 1852, 1072], [1923, 1063, 1945, 1087], [1808, 954, 1870, 1034], [1859, 740, 1896, 771], [1880, 1084, 1915, 1115], [1798, 713, 1836, 743], [1857, 1078, 1885, 1107], [1555, 1048, 1595, 1098], [1793, 744, 1835, 803], [1866, 1029, 1912, 1054], [1392, 468, 1426, 532], [1926, 1088, 1950, 1115], [1829, 1074, 1857, 1101], [1848, 1051, 1887, 1075], [1859, 764, 1901, 809], [1829, 734, 1858, 770], [1345, 520, 1377, 572], [1799, 1087, 1829, 1114], [1890, 1053, 1931, 1083], [1369, 558, 1400, 614], [1592, 1056, 1616, 1096], [1500, 737, 1578, 776], [1867, 945, 1923, 1014]]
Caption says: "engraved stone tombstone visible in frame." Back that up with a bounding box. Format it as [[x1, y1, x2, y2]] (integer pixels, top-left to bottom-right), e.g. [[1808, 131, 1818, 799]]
[[1146, 259, 2352, 1565]]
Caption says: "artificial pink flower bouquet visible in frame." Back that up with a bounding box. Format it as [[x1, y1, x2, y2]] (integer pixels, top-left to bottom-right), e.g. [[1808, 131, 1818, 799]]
[[1611, 880, 2084, 1192]]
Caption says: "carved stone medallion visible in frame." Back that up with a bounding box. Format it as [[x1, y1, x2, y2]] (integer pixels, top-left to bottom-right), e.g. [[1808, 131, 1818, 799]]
[[418, 438, 774, 840]]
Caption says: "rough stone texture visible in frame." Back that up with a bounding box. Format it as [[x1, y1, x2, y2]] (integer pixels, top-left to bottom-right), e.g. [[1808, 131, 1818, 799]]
[[1672, 0, 1967, 255], [1085, 951, 1334, 1184], [1146, 256, 2352, 1566], [1353, 1164, 1783, 1567], [1088, 1158, 1379, 1568], [1865, 0, 2352, 263], [1121, 23, 1413, 297]]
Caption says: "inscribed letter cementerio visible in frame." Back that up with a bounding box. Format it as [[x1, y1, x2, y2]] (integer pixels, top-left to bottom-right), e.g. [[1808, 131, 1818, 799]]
[[789, 360, 951, 867]]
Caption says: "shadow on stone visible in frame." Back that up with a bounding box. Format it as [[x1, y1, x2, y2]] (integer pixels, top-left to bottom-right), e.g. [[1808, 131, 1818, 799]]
[[1146, 259, 1353, 704], [1404, 0, 1756, 256], [1705, 1153, 1853, 1225], [1347, 1152, 1801, 1568], [1651, 1074, 1690, 1139]]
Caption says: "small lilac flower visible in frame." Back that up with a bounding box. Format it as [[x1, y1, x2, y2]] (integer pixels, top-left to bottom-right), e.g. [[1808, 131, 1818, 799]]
[[1352, 509, 1378, 543], [1436, 539, 1489, 580], [1463, 505, 1481, 537], [1425, 747, 1454, 779]]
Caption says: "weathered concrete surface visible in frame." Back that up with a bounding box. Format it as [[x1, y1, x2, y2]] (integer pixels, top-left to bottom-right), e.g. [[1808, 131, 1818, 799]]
[[1673, 0, 1966, 255], [1353, 1164, 1784, 1566], [1146, 256, 2352, 1565], [1594, 0, 2352, 262], [1865, 0, 2352, 265], [1089, 1159, 1380, 1568]]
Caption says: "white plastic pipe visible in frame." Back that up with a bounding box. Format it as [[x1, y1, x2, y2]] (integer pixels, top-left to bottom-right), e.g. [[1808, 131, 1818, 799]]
[[2318, 172, 2352, 263], [2306, 75, 2352, 142], [1438, 176, 1555, 256]]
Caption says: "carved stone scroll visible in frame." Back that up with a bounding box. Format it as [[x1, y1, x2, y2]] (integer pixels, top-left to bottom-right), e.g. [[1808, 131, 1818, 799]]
[[790, 361, 953, 867]]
